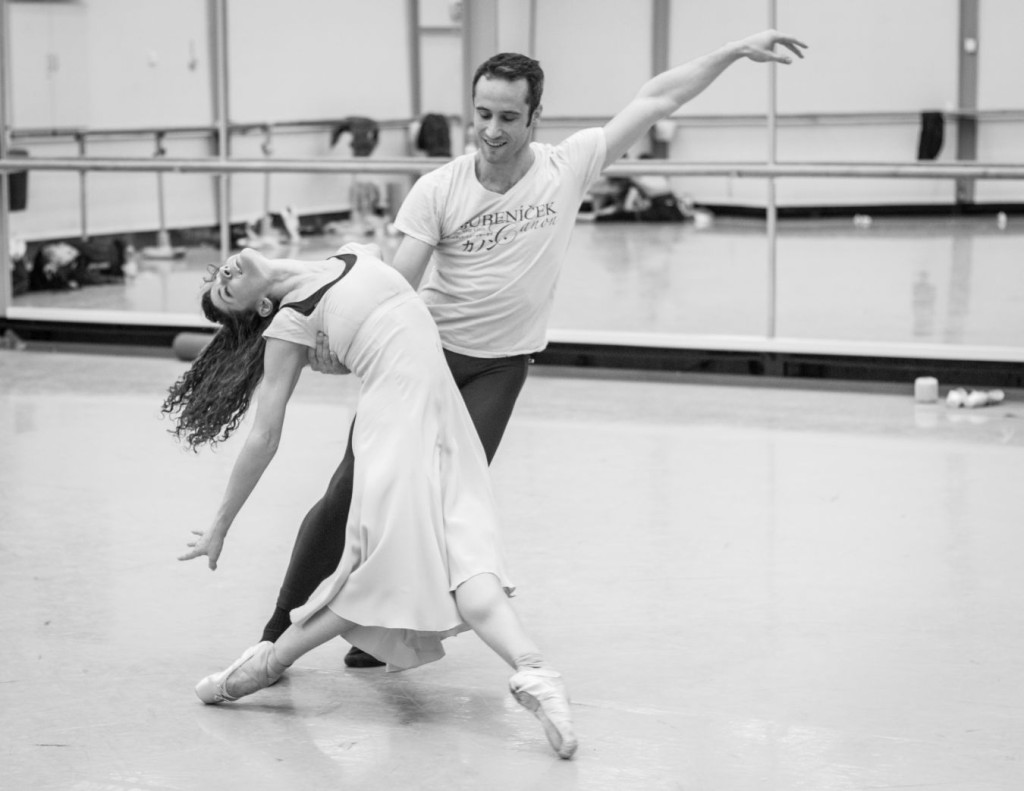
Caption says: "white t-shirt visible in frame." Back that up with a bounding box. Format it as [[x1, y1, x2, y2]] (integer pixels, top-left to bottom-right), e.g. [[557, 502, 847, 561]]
[[394, 127, 606, 357]]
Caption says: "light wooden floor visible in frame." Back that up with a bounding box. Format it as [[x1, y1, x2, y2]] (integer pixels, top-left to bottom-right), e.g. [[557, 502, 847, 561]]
[[1, 348, 1022, 790]]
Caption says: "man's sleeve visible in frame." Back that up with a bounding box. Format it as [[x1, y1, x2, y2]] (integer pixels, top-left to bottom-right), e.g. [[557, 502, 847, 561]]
[[561, 128, 608, 192], [394, 170, 443, 246]]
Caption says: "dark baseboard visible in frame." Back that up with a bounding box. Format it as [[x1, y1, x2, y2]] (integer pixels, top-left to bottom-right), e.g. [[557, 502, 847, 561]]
[[699, 202, 1024, 220], [3, 317, 1020, 388], [534, 341, 1023, 389], [1, 317, 203, 349]]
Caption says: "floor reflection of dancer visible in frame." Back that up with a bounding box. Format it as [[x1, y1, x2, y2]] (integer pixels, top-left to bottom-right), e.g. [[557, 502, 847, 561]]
[[162, 244, 577, 759]]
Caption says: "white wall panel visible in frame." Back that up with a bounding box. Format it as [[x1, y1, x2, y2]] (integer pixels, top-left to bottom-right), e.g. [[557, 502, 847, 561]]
[[775, 0, 959, 115], [420, 31, 463, 117], [977, 0, 1024, 110], [226, 0, 412, 124], [8, 2, 90, 128], [668, 0, 771, 117], [534, 0, 652, 118], [84, 0, 212, 129]]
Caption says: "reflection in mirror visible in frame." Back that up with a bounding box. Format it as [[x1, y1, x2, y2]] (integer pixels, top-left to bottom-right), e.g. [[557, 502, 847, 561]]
[[4, 0, 1024, 363], [3, 0, 415, 327], [549, 214, 1024, 350], [9, 184, 1024, 355]]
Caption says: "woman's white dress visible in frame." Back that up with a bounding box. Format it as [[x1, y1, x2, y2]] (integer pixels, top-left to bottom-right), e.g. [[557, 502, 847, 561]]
[[263, 249, 513, 671]]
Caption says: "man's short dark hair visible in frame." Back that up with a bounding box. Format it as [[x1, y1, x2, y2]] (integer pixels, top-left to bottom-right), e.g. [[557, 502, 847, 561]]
[[472, 53, 545, 122]]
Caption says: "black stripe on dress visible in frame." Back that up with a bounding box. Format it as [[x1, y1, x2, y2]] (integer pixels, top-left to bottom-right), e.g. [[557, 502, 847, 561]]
[[280, 254, 357, 316]]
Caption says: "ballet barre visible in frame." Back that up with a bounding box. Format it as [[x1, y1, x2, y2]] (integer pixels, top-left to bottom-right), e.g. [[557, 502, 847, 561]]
[[2, 158, 1023, 180]]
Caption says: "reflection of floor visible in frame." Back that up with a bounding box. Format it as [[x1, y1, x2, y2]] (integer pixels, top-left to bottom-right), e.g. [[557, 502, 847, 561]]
[[2, 349, 1023, 790], [12, 216, 1024, 350], [554, 216, 1024, 348]]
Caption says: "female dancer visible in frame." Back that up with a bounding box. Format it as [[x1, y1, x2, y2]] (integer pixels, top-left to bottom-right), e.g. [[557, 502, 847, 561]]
[[162, 244, 576, 760]]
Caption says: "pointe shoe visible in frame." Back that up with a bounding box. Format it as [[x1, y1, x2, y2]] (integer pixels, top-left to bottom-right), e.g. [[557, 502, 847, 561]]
[[195, 641, 288, 705], [509, 667, 578, 759]]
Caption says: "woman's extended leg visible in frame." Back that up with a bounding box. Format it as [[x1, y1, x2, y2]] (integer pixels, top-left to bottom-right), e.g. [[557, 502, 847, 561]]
[[454, 574, 578, 759], [453, 574, 538, 667], [273, 606, 353, 667], [196, 607, 354, 705]]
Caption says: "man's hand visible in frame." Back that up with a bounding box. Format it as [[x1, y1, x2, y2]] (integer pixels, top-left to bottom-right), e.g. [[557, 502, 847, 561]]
[[737, 30, 808, 64], [307, 332, 350, 375], [179, 526, 227, 571]]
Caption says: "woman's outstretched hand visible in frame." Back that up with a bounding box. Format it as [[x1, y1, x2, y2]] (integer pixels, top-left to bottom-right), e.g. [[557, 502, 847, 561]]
[[179, 527, 226, 570]]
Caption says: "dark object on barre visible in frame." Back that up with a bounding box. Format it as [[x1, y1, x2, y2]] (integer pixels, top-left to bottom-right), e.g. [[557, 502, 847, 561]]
[[416, 113, 451, 157], [6, 148, 28, 211], [330, 117, 380, 157], [917, 111, 944, 161]]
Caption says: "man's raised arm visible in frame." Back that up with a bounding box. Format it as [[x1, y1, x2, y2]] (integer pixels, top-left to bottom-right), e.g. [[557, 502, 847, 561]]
[[602, 29, 807, 167]]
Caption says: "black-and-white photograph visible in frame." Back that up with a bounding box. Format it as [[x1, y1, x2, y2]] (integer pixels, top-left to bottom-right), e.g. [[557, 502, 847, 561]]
[[1, 2, 1021, 789]]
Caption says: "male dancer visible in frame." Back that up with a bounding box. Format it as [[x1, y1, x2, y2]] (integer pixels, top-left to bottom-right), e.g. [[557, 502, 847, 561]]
[[260, 29, 808, 666]]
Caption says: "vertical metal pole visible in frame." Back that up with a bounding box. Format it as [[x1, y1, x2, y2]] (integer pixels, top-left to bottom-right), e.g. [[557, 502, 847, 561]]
[[462, 0, 498, 137], [211, 0, 230, 258], [156, 174, 167, 238], [259, 125, 272, 238], [528, 0, 537, 58], [77, 132, 88, 240], [406, 0, 421, 119], [765, 0, 778, 340], [460, 0, 473, 136], [955, 0, 979, 205], [649, 0, 670, 158], [154, 132, 168, 246], [0, 0, 12, 316]]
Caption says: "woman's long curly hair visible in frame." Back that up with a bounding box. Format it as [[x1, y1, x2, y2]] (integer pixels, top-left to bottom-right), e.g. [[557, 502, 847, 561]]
[[161, 282, 278, 451]]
